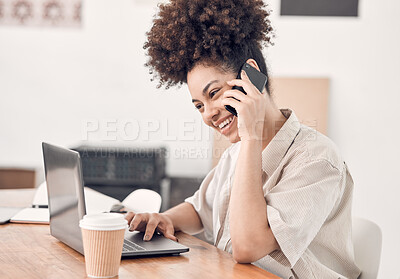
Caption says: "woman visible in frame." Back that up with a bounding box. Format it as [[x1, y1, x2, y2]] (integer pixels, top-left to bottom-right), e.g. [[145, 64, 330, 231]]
[[125, 0, 361, 278]]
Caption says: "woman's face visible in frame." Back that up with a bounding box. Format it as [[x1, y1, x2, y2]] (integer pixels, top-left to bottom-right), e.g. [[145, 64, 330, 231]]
[[187, 63, 240, 143]]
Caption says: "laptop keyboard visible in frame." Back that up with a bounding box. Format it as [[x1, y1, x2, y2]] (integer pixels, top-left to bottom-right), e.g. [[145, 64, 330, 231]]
[[123, 239, 146, 252]]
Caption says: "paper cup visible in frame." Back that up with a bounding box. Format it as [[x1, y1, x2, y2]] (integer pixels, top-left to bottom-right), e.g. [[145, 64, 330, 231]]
[[80, 213, 128, 278]]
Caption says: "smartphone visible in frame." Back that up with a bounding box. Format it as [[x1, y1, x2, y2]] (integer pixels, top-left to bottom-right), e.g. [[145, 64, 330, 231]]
[[225, 62, 268, 116]]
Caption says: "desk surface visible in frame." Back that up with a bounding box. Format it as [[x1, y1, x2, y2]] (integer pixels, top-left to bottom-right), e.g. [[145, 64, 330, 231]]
[[0, 189, 280, 279]]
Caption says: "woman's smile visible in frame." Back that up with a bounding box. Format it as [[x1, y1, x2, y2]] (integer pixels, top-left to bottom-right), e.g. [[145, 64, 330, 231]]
[[219, 115, 236, 136]]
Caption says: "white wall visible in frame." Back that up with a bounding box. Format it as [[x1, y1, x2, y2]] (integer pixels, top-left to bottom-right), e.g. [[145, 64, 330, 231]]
[[0, 0, 213, 177], [0, 0, 399, 278]]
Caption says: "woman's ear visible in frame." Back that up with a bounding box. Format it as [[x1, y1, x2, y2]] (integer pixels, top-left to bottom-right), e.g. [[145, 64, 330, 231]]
[[245, 58, 260, 71]]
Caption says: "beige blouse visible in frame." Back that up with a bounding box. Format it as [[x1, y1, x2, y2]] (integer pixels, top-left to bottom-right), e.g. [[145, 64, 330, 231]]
[[185, 109, 361, 279]]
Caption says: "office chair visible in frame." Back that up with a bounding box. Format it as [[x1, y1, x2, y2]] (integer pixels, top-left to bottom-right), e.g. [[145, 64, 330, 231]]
[[352, 217, 382, 279], [123, 189, 162, 213]]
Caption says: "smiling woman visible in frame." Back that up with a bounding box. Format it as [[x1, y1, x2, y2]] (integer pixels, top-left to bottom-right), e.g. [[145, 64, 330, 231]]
[[124, 1, 362, 278]]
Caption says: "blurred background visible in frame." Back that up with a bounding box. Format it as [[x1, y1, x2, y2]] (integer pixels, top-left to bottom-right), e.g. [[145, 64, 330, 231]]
[[0, 0, 399, 278]]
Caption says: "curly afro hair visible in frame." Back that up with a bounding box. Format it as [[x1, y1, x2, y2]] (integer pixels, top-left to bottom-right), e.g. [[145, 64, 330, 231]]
[[143, 0, 274, 92]]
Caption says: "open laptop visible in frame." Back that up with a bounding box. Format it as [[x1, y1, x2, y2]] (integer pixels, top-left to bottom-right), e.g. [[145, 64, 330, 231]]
[[42, 142, 189, 257]]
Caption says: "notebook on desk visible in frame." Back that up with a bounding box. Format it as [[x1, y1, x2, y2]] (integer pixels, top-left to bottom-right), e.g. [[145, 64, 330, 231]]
[[42, 142, 189, 257], [8, 182, 50, 224], [8, 182, 123, 224]]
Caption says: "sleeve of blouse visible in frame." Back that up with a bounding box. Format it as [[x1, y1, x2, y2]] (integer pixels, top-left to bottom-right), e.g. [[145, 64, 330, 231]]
[[184, 167, 217, 237], [266, 159, 345, 267]]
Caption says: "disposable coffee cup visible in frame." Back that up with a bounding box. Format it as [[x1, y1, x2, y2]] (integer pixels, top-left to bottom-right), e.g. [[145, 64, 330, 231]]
[[79, 213, 128, 278]]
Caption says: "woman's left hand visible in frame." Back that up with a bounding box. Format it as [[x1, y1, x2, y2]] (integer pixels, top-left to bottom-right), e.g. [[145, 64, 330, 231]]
[[222, 70, 267, 141]]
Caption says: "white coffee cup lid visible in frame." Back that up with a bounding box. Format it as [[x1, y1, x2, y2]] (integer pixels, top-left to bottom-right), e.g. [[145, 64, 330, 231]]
[[79, 213, 128, 231]]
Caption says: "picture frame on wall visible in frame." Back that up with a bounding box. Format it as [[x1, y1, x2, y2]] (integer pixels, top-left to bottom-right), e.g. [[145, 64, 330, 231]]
[[0, 0, 82, 28], [281, 0, 359, 17]]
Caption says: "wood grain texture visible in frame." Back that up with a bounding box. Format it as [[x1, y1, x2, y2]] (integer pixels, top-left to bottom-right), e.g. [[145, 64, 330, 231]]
[[0, 189, 280, 279]]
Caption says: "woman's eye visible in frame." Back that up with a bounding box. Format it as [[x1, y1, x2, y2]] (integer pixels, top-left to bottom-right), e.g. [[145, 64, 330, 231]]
[[209, 89, 220, 98], [195, 104, 203, 110]]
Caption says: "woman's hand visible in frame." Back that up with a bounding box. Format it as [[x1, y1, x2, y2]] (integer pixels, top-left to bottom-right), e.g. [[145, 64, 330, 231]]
[[125, 212, 178, 242], [222, 70, 267, 141]]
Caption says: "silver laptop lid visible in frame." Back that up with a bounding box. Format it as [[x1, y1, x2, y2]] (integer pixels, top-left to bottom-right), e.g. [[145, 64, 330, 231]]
[[42, 142, 86, 254]]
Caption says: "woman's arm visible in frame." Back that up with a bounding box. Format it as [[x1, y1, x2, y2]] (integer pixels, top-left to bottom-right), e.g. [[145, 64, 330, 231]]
[[162, 202, 203, 234], [222, 67, 280, 263], [229, 140, 279, 263]]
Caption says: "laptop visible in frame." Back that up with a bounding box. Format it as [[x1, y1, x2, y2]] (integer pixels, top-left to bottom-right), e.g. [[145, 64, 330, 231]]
[[42, 142, 189, 257]]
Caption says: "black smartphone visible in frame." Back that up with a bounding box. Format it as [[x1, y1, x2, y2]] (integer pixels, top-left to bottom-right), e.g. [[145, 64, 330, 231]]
[[225, 62, 268, 116]]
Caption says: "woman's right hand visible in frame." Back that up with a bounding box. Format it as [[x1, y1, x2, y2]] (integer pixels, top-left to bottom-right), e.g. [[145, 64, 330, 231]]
[[125, 212, 178, 242]]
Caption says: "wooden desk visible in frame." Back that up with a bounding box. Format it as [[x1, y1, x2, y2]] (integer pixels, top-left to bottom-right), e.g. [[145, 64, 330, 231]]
[[0, 189, 280, 279]]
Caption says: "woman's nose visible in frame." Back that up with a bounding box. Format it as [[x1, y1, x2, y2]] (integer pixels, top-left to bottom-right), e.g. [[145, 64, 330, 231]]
[[204, 103, 220, 123]]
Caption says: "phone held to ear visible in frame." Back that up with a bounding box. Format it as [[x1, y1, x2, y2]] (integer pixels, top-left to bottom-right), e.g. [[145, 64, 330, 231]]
[[225, 62, 268, 117]]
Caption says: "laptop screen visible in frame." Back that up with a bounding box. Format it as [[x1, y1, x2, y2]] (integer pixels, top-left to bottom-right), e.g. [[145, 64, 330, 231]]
[[42, 142, 86, 255]]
